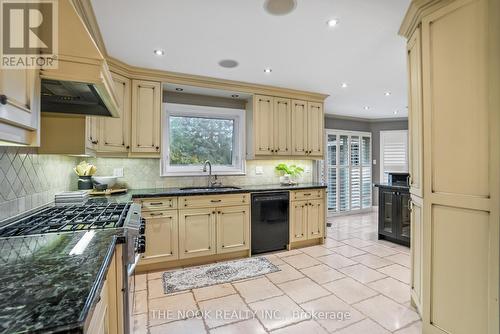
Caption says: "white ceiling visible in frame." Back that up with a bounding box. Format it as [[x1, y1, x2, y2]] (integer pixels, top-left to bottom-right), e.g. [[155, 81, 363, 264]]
[[91, 0, 410, 119]]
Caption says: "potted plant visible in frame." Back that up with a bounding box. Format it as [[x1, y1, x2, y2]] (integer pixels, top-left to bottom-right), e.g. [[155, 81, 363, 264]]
[[275, 163, 304, 185]]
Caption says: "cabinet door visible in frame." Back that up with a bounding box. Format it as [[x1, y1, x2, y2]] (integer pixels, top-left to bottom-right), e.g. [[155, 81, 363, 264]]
[[307, 102, 324, 157], [216, 205, 250, 254], [99, 73, 131, 152], [307, 199, 324, 239], [86, 116, 99, 150], [410, 195, 423, 314], [131, 80, 161, 153], [407, 28, 423, 197], [179, 208, 216, 259], [378, 189, 394, 236], [399, 192, 411, 243], [290, 201, 308, 242], [253, 95, 274, 155], [273, 98, 291, 155], [141, 211, 179, 263], [291, 100, 308, 156]]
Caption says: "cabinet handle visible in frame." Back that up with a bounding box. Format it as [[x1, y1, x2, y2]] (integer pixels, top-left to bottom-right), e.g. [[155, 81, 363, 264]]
[[211, 199, 222, 203], [148, 202, 164, 206], [218, 211, 221, 214], [149, 212, 164, 216], [303, 193, 311, 196], [155, 146, 160, 151], [408, 199, 413, 213], [212, 211, 216, 214], [0, 94, 7, 105], [92, 140, 98, 145], [126, 145, 130, 149]]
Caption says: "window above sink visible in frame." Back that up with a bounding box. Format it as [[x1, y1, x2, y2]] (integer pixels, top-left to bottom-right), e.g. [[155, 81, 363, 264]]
[[161, 103, 246, 176]]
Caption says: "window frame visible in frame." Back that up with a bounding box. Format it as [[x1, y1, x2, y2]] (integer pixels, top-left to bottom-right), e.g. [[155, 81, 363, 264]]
[[161, 103, 246, 176]]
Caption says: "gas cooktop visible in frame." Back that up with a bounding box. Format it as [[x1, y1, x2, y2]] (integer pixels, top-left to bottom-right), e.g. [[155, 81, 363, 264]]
[[0, 203, 131, 237]]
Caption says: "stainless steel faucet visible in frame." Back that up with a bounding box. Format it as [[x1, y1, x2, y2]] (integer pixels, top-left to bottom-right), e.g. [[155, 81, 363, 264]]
[[202, 160, 216, 188]]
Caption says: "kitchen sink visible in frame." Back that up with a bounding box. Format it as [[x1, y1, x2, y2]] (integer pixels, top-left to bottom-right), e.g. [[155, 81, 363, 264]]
[[179, 186, 242, 191]]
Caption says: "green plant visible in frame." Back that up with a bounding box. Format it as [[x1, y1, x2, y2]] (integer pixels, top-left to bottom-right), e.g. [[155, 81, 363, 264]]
[[275, 163, 304, 177]]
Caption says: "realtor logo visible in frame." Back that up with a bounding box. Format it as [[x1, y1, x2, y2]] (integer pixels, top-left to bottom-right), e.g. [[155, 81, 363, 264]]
[[1, 0, 58, 68]]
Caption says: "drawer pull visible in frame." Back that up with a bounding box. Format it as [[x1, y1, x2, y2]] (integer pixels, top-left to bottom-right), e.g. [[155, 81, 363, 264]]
[[303, 193, 311, 196], [211, 199, 222, 203], [149, 212, 164, 216], [148, 202, 164, 206]]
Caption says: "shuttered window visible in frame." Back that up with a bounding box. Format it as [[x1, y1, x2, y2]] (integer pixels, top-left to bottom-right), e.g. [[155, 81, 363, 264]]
[[380, 130, 408, 182]]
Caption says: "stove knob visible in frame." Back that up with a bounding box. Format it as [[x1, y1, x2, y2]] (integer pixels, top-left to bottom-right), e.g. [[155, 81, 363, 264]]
[[137, 235, 146, 253], [139, 223, 146, 235]]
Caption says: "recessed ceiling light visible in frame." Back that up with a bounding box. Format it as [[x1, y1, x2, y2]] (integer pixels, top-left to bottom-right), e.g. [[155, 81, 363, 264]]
[[384, 91, 391, 96], [327, 19, 339, 27], [264, 68, 273, 73], [394, 110, 399, 115], [363, 106, 370, 110], [231, 94, 239, 98], [264, 0, 297, 16], [218, 59, 239, 68], [341, 83, 348, 88], [154, 49, 164, 56], [175, 88, 183, 92]]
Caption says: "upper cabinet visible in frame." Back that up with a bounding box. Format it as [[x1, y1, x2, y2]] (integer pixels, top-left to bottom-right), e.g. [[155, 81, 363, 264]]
[[248, 95, 323, 159], [131, 80, 162, 154]]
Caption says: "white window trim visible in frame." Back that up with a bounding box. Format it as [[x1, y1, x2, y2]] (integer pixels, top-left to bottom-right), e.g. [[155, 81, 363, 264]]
[[161, 103, 246, 176], [379, 130, 408, 182]]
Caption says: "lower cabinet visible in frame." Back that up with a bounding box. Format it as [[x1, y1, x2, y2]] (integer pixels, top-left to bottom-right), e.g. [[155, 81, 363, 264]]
[[290, 191, 325, 243], [307, 199, 324, 239], [179, 208, 217, 259], [141, 210, 179, 263], [290, 201, 308, 242], [217, 205, 250, 254], [377, 187, 410, 246], [410, 194, 423, 314]]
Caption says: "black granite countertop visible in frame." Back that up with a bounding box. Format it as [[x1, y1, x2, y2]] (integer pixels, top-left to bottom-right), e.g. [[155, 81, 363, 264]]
[[0, 229, 121, 334], [374, 183, 410, 191], [127, 182, 327, 199]]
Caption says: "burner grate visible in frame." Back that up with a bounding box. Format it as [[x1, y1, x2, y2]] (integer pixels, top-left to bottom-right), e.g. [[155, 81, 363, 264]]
[[0, 203, 131, 237]]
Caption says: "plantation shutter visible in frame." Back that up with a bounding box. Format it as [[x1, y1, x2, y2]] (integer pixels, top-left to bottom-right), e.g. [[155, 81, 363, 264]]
[[380, 130, 408, 182]]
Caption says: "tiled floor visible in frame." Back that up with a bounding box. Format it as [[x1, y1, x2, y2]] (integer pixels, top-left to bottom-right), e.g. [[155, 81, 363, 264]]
[[132, 211, 422, 333]]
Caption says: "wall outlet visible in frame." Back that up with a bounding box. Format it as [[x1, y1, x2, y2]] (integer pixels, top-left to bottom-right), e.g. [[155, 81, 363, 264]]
[[113, 168, 124, 177], [372, 159, 377, 165], [255, 166, 264, 175], [304, 166, 311, 174]]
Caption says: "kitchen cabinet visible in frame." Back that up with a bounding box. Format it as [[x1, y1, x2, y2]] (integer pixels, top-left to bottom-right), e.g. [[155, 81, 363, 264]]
[[0, 68, 40, 146], [253, 95, 274, 155], [141, 210, 179, 264], [290, 190, 325, 243], [377, 186, 410, 246], [273, 97, 292, 155], [291, 100, 308, 156], [410, 194, 423, 315], [291, 100, 324, 157], [86, 116, 99, 150], [98, 73, 131, 153], [131, 79, 162, 154], [179, 208, 217, 259], [217, 205, 250, 254]]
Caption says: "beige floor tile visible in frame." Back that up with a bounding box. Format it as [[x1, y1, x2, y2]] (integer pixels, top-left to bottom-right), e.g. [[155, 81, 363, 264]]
[[368, 277, 411, 304], [339, 264, 386, 284], [362, 244, 400, 257], [133, 290, 148, 315], [394, 321, 423, 334], [378, 264, 411, 284], [300, 295, 365, 332], [334, 318, 390, 334], [271, 320, 328, 334], [193, 283, 236, 302], [198, 294, 251, 328], [148, 278, 166, 299], [281, 253, 321, 269], [147, 270, 164, 280], [300, 264, 345, 284], [148, 292, 198, 326], [323, 238, 346, 248], [249, 295, 306, 331], [385, 253, 411, 267], [323, 277, 378, 304], [300, 245, 334, 258], [132, 313, 148, 334], [210, 319, 267, 334], [331, 245, 366, 257], [266, 263, 304, 284], [341, 238, 375, 248], [263, 254, 286, 266], [317, 253, 356, 269], [149, 318, 207, 334], [350, 253, 394, 269], [277, 277, 330, 303], [135, 273, 147, 292], [353, 295, 420, 331], [275, 249, 303, 258], [234, 276, 283, 303]]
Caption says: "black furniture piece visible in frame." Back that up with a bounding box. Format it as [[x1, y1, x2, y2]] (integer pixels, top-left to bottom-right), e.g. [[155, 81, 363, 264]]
[[251, 192, 289, 254], [376, 182, 411, 247]]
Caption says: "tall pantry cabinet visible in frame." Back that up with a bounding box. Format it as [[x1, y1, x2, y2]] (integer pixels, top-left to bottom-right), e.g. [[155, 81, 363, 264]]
[[400, 0, 499, 333]]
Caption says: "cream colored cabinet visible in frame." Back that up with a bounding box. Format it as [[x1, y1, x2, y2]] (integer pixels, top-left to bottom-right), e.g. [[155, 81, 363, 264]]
[[253, 95, 274, 155], [291, 100, 308, 156], [307, 199, 324, 239], [98, 73, 131, 152], [0, 68, 40, 146], [179, 208, 216, 259], [141, 210, 179, 263], [217, 205, 250, 254], [400, 0, 499, 332], [290, 201, 308, 242], [291, 100, 323, 157], [87, 277, 109, 334], [273, 98, 292, 155], [131, 80, 162, 154], [86, 116, 99, 150], [407, 28, 423, 198]]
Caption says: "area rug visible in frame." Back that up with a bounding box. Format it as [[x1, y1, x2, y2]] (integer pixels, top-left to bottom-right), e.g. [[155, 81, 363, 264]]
[[162, 257, 280, 294]]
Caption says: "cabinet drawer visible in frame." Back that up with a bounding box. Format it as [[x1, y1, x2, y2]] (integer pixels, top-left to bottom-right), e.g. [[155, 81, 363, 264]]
[[291, 189, 324, 201], [179, 194, 250, 209], [139, 197, 177, 211]]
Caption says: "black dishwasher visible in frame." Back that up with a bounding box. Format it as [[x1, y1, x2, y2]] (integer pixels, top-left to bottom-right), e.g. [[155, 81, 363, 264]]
[[251, 192, 289, 254]]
